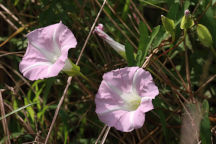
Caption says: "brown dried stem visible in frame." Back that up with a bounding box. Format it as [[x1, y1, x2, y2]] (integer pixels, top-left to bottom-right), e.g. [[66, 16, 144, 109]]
[[0, 90, 11, 144]]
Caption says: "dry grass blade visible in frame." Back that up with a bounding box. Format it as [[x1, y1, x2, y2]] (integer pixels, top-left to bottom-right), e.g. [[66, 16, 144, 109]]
[[0, 4, 24, 26], [44, 0, 107, 143], [106, 2, 139, 41], [195, 74, 216, 95], [3, 102, 35, 135], [130, 0, 152, 32], [0, 22, 35, 47], [0, 90, 11, 144], [95, 125, 107, 144], [101, 126, 111, 144], [0, 11, 18, 30]]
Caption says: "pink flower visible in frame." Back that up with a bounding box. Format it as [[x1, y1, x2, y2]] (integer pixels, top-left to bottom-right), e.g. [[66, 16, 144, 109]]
[[19, 21, 77, 80], [95, 67, 159, 132], [94, 24, 126, 58]]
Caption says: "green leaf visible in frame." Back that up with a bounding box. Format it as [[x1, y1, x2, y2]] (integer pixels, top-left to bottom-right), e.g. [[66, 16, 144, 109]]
[[152, 27, 165, 48], [0, 103, 37, 120], [138, 22, 149, 52], [200, 100, 211, 144], [142, 25, 160, 63], [148, 25, 161, 48], [196, 24, 213, 47], [202, 99, 209, 113], [161, 15, 175, 33], [24, 98, 35, 122], [167, 3, 179, 20], [161, 15, 175, 41], [122, 0, 130, 19], [136, 50, 143, 66], [125, 41, 136, 66]]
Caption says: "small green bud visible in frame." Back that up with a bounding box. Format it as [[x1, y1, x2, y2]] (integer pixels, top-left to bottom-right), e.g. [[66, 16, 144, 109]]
[[64, 61, 81, 76], [196, 24, 213, 47], [180, 10, 194, 30], [161, 15, 175, 41]]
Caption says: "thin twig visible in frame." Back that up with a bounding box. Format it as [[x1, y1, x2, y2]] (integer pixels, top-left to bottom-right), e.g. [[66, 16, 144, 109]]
[[138, 127, 159, 144], [76, 0, 107, 65], [95, 125, 107, 144], [197, 0, 212, 22], [160, 46, 188, 92], [0, 90, 11, 144], [3, 102, 35, 135], [130, 0, 152, 32], [0, 4, 24, 26], [195, 74, 216, 95], [106, 2, 139, 41], [128, 14, 140, 34], [140, 0, 168, 12], [184, 38, 193, 100], [101, 126, 111, 144], [44, 0, 107, 143], [0, 11, 18, 30]]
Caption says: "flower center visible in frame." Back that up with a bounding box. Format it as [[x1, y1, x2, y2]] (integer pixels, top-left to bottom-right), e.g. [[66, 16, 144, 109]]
[[121, 92, 141, 111], [51, 55, 59, 63]]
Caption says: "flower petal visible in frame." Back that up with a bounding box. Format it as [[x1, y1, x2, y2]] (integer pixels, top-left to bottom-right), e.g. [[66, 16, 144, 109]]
[[95, 67, 159, 132], [133, 68, 159, 99], [102, 67, 139, 94], [19, 21, 77, 80], [114, 110, 145, 132], [94, 24, 125, 53]]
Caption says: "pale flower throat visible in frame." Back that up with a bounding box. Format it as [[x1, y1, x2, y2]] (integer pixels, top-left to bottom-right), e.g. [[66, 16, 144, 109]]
[[121, 91, 141, 111]]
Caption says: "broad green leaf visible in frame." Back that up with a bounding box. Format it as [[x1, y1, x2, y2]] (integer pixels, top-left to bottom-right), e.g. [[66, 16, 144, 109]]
[[138, 22, 149, 52], [196, 24, 213, 47], [137, 24, 160, 67], [161, 15, 175, 33], [137, 22, 149, 67], [152, 27, 165, 48], [142, 25, 160, 63], [167, 3, 179, 20], [200, 7, 216, 48], [0, 103, 37, 120], [125, 41, 136, 66]]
